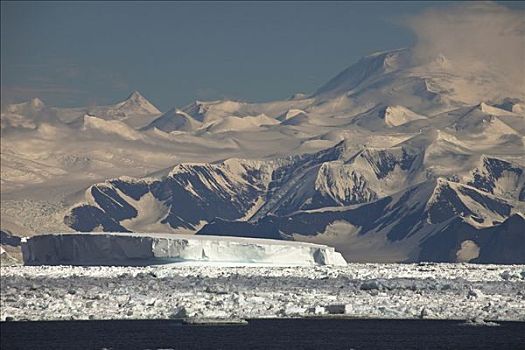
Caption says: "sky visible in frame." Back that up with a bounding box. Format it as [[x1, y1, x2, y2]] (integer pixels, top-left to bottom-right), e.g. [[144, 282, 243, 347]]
[[1, 1, 524, 110]]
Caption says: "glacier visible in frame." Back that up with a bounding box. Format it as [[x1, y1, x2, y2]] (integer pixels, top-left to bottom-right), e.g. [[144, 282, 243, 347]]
[[21, 232, 347, 266]]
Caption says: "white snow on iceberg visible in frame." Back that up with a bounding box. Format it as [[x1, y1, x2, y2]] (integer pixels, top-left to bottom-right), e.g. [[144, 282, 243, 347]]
[[21, 232, 347, 266]]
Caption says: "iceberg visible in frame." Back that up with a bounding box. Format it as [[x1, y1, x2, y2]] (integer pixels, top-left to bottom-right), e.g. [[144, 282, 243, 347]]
[[21, 232, 347, 266]]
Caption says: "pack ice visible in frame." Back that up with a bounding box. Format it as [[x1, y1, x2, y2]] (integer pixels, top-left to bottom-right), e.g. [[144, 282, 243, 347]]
[[21, 233, 347, 266]]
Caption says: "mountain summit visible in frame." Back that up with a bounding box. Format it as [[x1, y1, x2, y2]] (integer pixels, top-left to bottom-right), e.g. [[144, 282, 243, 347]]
[[110, 91, 161, 117]]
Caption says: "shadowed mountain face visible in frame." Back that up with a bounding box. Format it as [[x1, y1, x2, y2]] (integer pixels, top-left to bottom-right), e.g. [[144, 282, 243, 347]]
[[65, 140, 525, 263], [65, 159, 274, 233], [2, 48, 524, 263]]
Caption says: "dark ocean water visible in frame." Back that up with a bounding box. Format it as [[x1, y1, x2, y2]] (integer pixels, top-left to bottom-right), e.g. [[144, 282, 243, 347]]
[[1, 318, 524, 350]]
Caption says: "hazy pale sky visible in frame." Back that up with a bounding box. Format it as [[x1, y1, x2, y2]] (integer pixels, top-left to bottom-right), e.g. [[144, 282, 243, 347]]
[[1, 1, 523, 110]]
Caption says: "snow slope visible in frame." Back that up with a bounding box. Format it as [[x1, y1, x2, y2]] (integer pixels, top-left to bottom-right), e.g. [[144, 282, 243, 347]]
[[83, 115, 145, 141], [142, 108, 201, 133], [198, 114, 279, 133], [383, 105, 427, 127]]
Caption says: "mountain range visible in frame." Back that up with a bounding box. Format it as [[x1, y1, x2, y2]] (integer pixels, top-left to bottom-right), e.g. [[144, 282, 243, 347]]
[[1, 47, 524, 263]]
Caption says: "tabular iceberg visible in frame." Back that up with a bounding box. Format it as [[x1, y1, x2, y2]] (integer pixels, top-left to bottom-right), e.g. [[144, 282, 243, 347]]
[[21, 232, 347, 266]]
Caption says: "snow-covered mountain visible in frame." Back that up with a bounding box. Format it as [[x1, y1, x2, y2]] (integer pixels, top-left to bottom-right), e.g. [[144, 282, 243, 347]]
[[64, 141, 525, 262], [2, 47, 524, 263], [142, 108, 201, 133], [1, 91, 161, 130], [70, 90, 161, 122]]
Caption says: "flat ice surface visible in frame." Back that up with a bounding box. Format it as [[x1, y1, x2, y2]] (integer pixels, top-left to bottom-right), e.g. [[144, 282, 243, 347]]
[[21, 232, 347, 266], [1, 263, 524, 322]]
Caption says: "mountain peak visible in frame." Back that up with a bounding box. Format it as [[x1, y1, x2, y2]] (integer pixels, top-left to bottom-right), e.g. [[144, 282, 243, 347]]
[[314, 48, 410, 96], [116, 91, 161, 115], [127, 91, 145, 101], [383, 105, 427, 127], [30, 98, 45, 109], [142, 107, 201, 133], [478, 102, 516, 116], [4, 97, 46, 114]]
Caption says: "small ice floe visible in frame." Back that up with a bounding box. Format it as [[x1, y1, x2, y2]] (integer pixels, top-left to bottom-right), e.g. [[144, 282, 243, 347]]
[[326, 304, 350, 315], [182, 318, 248, 326], [463, 317, 500, 327]]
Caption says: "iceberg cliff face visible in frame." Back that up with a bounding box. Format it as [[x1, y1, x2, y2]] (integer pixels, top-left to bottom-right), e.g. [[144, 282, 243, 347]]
[[21, 233, 347, 266]]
